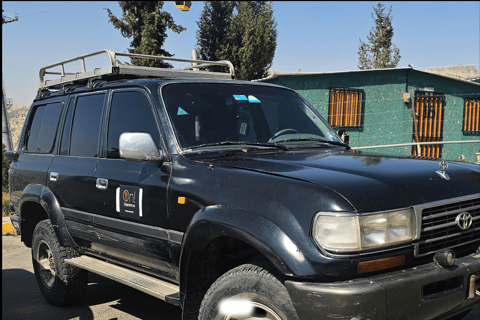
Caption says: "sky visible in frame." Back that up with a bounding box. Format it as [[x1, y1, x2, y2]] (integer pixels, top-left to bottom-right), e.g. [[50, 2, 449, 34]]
[[2, 1, 479, 106]]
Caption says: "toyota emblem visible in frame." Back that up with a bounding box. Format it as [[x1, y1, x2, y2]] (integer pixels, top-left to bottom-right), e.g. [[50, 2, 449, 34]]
[[455, 212, 473, 230]]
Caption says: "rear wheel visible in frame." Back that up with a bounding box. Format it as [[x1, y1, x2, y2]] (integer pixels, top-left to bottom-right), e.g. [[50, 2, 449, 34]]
[[32, 220, 88, 306], [199, 262, 299, 320]]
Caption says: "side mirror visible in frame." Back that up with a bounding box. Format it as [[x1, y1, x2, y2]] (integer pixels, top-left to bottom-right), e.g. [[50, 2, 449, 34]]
[[337, 129, 349, 146], [119, 132, 164, 162], [4, 151, 19, 161]]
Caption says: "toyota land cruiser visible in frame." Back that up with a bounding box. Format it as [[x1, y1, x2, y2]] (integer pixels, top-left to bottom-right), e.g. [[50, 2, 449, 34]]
[[5, 50, 480, 320]]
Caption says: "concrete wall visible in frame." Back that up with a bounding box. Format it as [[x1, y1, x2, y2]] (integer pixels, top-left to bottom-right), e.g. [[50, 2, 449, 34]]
[[265, 69, 480, 163]]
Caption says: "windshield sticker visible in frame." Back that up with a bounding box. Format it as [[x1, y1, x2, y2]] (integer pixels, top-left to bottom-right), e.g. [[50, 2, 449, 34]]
[[248, 95, 261, 103], [177, 107, 188, 115], [239, 122, 248, 135], [233, 95, 248, 101]]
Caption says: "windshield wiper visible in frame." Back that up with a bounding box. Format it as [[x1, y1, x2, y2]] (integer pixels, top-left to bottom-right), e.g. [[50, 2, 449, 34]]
[[278, 138, 350, 149], [185, 141, 289, 151]]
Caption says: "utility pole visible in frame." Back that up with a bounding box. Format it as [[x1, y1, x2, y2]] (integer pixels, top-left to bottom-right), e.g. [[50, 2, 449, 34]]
[[2, 76, 13, 151], [2, 11, 19, 151]]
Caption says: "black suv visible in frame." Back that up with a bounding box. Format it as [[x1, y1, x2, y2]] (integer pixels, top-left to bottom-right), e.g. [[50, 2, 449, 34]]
[[6, 50, 480, 320]]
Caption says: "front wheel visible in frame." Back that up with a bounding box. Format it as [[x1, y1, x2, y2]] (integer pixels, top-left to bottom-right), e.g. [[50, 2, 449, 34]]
[[199, 262, 299, 320], [32, 220, 88, 306]]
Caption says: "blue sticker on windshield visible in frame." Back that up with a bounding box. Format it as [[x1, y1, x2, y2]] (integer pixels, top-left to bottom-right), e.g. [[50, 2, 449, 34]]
[[177, 107, 188, 115], [233, 95, 248, 101], [248, 95, 261, 103]]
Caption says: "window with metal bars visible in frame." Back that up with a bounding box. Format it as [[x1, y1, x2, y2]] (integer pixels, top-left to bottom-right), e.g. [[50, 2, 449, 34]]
[[328, 87, 363, 127], [462, 98, 480, 133], [412, 91, 445, 159]]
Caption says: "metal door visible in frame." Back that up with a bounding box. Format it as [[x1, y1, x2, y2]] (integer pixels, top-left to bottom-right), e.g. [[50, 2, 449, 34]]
[[412, 91, 444, 159]]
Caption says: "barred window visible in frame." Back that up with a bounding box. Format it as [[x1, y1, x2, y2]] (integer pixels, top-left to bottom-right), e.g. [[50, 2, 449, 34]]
[[328, 87, 363, 127], [463, 98, 480, 132], [412, 91, 444, 159]]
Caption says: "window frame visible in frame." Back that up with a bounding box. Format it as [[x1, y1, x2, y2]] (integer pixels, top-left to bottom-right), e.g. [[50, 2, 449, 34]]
[[327, 87, 364, 128], [22, 99, 65, 154], [63, 91, 108, 158], [101, 88, 167, 160]]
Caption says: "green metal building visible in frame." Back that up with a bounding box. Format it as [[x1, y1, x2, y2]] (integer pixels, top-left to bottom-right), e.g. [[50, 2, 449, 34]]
[[260, 68, 480, 163]]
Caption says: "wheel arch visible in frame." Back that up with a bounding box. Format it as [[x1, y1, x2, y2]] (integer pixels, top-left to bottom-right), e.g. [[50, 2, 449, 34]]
[[178, 205, 317, 319], [19, 184, 77, 248]]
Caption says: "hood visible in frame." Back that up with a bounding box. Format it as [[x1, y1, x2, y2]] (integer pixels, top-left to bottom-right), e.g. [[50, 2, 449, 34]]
[[209, 150, 480, 212]]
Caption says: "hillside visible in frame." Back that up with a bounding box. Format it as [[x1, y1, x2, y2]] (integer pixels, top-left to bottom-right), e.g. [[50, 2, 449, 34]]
[[6, 104, 29, 149], [424, 64, 479, 80]]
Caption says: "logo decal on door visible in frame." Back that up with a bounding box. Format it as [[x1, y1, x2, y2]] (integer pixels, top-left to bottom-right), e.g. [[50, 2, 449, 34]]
[[116, 185, 143, 219]]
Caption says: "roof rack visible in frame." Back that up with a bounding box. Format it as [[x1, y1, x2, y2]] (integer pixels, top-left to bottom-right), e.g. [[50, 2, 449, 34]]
[[38, 49, 236, 89]]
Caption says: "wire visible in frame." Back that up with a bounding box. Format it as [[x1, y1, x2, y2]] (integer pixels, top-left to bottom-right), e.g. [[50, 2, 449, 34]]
[[2, 1, 23, 7], [18, 1, 93, 18]]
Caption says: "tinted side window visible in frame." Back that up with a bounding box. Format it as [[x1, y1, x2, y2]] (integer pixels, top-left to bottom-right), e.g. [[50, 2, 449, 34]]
[[107, 91, 160, 158], [69, 94, 105, 157], [25, 102, 62, 153], [59, 98, 75, 155]]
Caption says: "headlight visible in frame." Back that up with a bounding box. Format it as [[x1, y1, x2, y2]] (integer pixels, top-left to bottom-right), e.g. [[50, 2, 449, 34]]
[[312, 209, 416, 252]]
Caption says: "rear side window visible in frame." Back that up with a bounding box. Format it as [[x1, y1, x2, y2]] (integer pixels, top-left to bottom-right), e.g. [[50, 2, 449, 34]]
[[106, 91, 160, 158], [59, 98, 75, 155], [69, 94, 105, 157], [25, 102, 62, 153]]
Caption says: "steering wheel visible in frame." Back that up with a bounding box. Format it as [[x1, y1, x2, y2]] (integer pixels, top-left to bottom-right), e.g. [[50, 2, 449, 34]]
[[269, 128, 298, 141]]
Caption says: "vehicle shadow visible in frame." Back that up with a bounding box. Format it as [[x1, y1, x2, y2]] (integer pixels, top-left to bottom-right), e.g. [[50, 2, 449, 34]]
[[2, 269, 182, 320]]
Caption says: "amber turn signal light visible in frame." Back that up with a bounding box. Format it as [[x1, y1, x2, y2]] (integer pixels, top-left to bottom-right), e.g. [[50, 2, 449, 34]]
[[357, 255, 405, 274]]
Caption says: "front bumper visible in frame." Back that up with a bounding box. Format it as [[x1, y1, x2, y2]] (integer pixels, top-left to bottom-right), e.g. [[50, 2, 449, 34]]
[[9, 214, 21, 235], [285, 252, 480, 320]]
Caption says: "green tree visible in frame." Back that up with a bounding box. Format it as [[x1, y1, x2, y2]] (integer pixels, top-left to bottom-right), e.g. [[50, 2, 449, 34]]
[[196, 1, 277, 80], [105, 1, 186, 68], [195, 1, 235, 72], [2, 144, 12, 193], [358, 3, 401, 70]]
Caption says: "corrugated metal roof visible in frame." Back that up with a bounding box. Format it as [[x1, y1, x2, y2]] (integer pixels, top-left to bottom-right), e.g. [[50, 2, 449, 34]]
[[256, 67, 480, 87]]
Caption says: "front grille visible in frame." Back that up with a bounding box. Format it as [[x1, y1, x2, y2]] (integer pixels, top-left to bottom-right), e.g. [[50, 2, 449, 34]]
[[414, 195, 480, 256]]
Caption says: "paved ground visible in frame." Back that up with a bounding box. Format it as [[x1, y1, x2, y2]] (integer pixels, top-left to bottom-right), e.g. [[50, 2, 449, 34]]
[[2, 235, 182, 320], [2, 234, 480, 320]]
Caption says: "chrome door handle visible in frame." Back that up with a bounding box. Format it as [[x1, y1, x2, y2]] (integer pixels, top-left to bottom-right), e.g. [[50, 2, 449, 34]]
[[96, 178, 108, 190], [50, 172, 58, 182]]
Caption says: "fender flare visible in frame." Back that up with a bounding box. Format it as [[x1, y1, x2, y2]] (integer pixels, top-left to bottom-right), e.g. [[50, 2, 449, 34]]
[[19, 184, 77, 247], [179, 205, 317, 296]]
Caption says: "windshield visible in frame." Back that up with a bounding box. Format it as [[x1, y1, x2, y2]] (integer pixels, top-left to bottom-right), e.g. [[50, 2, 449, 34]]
[[161, 83, 342, 150]]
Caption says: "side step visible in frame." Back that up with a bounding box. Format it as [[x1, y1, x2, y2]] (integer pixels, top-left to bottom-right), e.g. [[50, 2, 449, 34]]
[[65, 255, 180, 306]]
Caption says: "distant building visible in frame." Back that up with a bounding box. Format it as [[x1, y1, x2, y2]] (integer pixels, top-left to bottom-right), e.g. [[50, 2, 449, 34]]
[[259, 68, 480, 163]]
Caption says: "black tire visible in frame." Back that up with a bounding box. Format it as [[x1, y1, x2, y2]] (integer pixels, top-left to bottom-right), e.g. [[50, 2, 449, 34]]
[[31, 219, 88, 306], [199, 262, 299, 320]]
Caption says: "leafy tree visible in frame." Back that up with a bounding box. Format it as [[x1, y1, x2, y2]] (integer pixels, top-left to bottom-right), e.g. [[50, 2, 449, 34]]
[[2, 144, 12, 193], [196, 1, 277, 80], [358, 3, 401, 70], [105, 1, 186, 68], [195, 1, 235, 72]]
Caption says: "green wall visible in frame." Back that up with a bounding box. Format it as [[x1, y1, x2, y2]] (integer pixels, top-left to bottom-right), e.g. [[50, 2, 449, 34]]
[[264, 69, 480, 163]]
